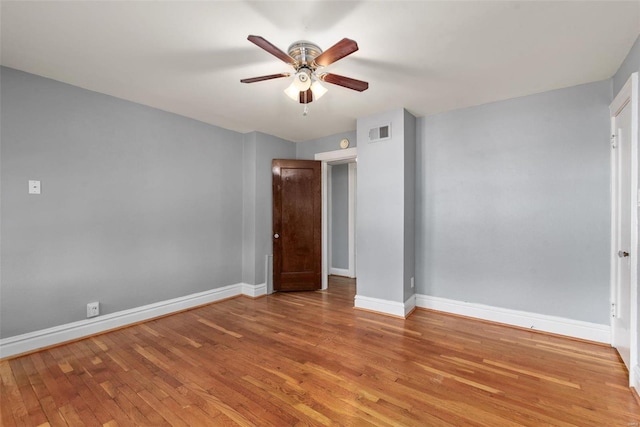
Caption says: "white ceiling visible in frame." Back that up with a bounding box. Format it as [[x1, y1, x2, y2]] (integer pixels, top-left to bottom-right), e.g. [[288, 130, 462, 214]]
[[2, 1, 639, 142]]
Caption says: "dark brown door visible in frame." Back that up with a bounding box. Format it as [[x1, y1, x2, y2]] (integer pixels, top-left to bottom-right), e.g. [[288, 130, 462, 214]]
[[272, 159, 321, 291]]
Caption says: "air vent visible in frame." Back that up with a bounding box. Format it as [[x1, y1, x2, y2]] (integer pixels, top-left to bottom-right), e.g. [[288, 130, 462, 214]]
[[368, 123, 391, 142]]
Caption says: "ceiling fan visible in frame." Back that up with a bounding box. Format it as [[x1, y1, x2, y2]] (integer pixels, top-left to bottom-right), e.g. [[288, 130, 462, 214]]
[[240, 35, 369, 104]]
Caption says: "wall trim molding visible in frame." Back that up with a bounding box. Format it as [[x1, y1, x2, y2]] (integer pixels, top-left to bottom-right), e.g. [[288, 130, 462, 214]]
[[354, 294, 415, 318], [415, 294, 610, 343], [632, 365, 640, 392], [0, 282, 257, 359], [405, 294, 416, 316], [242, 282, 267, 298], [329, 267, 351, 277], [347, 162, 357, 278], [315, 147, 358, 162], [1, 285, 612, 358]]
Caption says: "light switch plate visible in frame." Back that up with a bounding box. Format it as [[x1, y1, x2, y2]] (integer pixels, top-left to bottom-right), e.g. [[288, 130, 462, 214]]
[[28, 180, 41, 195]]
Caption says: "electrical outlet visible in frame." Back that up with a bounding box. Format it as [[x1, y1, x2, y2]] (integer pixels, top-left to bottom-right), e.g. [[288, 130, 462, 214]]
[[87, 302, 99, 318], [411, 277, 415, 288]]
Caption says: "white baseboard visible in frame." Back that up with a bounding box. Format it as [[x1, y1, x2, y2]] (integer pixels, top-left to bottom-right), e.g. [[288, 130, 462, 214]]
[[355, 294, 416, 318], [0, 282, 259, 359], [329, 267, 351, 277], [415, 294, 610, 344], [632, 365, 640, 391], [405, 294, 416, 315], [242, 282, 267, 298]]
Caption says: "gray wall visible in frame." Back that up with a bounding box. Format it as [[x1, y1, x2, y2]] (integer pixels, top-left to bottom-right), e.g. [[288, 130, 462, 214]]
[[5, 35, 637, 339], [356, 109, 409, 303], [403, 110, 417, 301], [242, 132, 258, 285], [613, 35, 640, 96], [1, 67, 244, 337], [296, 131, 357, 160], [416, 80, 613, 324], [242, 132, 295, 288], [331, 163, 349, 270]]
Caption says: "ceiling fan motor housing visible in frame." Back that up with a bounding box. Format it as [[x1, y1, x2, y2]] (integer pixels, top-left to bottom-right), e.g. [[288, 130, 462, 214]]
[[287, 41, 323, 70]]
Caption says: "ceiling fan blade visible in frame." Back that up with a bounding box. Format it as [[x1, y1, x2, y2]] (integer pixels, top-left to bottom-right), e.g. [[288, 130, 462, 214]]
[[314, 38, 359, 67], [241, 73, 290, 84], [299, 89, 313, 104], [247, 35, 296, 65], [321, 73, 369, 92]]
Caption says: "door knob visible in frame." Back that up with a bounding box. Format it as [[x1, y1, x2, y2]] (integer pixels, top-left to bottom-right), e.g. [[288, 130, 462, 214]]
[[274, 233, 279, 239], [618, 250, 629, 258]]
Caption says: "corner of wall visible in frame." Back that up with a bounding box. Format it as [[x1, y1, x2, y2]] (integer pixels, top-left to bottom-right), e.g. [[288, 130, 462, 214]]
[[241, 133, 258, 285], [613, 35, 640, 96]]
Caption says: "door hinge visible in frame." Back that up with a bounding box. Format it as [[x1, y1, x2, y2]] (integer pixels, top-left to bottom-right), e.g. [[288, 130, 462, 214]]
[[611, 302, 616, 318], [611, 134, 616, 149]]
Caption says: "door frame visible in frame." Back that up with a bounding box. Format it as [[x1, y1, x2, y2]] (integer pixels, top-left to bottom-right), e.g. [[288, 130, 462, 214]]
[[609, 72, 639, 388], [327, 163, 357, 279], [315, 147, 357, 290]]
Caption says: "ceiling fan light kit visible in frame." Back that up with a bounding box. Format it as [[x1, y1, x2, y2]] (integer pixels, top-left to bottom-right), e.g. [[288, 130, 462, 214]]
[[293, 69, 311, 91], [241, 35, 368, 111], [310, 80, 328, 99], [284, 81, 301, 100]]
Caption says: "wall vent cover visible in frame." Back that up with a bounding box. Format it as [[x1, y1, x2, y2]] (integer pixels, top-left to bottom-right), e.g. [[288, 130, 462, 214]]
[[368, 123, 391, 142]]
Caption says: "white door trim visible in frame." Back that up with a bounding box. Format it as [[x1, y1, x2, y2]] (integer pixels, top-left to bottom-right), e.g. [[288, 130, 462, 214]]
[[347, 162, 357, 278], [609, 72, 639, 388], [328, 163, 357, 279], [315, 148, 357, 289], [327, 164, 333, 280]]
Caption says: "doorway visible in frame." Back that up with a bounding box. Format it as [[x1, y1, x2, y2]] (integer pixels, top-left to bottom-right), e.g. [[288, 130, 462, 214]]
[[328, 162, 356, 278], [315, 148, 357, 290]]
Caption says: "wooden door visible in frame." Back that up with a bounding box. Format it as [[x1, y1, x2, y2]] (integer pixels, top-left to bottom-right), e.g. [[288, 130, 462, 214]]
[[272, 159, 321, 291]]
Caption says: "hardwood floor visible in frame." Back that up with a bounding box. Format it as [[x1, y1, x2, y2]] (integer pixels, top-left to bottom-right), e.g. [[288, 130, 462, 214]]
[[1, 276, 639, 426]]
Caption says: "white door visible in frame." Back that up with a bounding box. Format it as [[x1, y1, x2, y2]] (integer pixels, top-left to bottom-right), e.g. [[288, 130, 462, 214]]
[[612, 99, 632, 370]]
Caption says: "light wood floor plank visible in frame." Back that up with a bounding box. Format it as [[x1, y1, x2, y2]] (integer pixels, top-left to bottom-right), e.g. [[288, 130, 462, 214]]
[[1, 276, 639, 426]]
